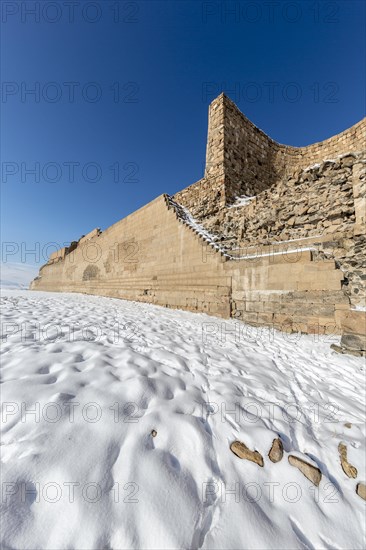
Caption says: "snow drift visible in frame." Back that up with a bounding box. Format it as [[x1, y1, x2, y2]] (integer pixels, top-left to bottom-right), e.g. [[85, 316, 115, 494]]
[[1, 290, 365, 549]]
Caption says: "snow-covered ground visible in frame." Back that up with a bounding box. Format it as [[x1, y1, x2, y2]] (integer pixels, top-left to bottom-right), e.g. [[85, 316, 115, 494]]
[[1, 290, 365, 550]]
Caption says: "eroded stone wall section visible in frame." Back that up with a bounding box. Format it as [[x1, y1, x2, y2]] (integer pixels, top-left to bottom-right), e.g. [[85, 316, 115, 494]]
[[174, 93, 366, 215]]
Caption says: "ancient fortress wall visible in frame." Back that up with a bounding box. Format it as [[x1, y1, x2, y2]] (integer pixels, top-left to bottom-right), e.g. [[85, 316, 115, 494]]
[[32, 196, 232, 318], [31, 194, 349, 338], [31, 94, 366, 353], [222, 94, 365, 203], [175, 94, 365, 214]]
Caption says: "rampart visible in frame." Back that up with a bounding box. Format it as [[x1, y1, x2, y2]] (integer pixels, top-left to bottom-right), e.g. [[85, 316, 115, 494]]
[[31, 94, 366, 354]]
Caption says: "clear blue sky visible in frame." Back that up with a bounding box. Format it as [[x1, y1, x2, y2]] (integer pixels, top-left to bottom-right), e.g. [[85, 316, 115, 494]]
[[1, 0, 365, 278]]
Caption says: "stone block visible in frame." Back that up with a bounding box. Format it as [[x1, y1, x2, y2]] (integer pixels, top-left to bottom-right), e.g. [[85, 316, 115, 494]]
[[337, 310, 366, 336]]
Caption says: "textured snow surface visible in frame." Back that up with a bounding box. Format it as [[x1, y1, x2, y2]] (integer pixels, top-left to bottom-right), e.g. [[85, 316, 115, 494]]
[[1, 290, 365, 550]]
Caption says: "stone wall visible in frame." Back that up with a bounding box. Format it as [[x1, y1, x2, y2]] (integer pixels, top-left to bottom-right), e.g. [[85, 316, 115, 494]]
[[31, 194, 351, 340], [170, 176, 225, 221], [31, 94, 366, 353], [222, 94, 366, 203], [175, 93, 366, 211], [174, 94, 365, 317], [243, 152, 359, 243], [196, 152, 365, 307], [31, 195, 232, 319]]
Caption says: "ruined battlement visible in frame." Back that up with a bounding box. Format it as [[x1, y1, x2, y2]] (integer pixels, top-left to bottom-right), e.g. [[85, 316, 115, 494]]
[[174, 93, 366, 217]]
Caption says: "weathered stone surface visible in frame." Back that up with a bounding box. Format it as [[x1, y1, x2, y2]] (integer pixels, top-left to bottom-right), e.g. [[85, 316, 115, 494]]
[[288, 455, 322, 486], [356, 483, 366, 500], [230, 441, 264, 467], [338, 443, 358, 478], [79, 227, 101, 245], [338, 309, 366, 353], [341, 334, 366, 353], [331, 343, 366, 357], [268, 438, 284, 463], [337, 310, 366, 337]]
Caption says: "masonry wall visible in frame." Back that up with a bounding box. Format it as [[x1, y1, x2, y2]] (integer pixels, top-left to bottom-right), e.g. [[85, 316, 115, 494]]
[[31, 196, 232, 319], [226, 248, 348, 336], [223, 94, 366, 202], [32, 191, 352, 338], [174, 95, 366, 315], [171, 176, 225, 222], [198, 152, 366, 308], [31, 94, 366, 352], [175, 93, 366, 211]]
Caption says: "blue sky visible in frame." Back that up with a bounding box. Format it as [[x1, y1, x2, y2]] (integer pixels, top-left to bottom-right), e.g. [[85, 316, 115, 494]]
[[1, 0, 365, 284]]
